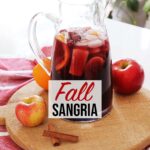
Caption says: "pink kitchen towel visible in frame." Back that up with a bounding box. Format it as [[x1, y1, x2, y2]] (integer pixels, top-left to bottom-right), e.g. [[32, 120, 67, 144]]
[[0, 136, 23, 150], [0, 58, 35, 105], [0, 58, 35, 150], [0, 46, 51, 106], [0, 47, 51, 150]]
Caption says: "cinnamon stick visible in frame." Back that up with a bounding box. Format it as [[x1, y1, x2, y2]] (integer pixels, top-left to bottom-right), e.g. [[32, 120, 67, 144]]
[[48, 124, 60, 146], [43, 130, 79, 143]]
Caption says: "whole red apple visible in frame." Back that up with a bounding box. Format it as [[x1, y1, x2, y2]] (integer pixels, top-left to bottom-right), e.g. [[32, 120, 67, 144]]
[[112, 59, 144, 94], [15, 95, 47, 127]]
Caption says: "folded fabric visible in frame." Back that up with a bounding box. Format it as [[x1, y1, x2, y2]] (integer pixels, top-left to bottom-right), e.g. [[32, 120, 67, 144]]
[[0, 46, 51, 106], [0, 58, 35, 105], [0, 47, 51, 150], [0, 136, 23, 150], [0, 125, 6, 132], [0, 58, 35, 150]]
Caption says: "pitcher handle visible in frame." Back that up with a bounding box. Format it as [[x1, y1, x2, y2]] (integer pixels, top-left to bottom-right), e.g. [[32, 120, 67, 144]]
[[28, 12, 60, 76]]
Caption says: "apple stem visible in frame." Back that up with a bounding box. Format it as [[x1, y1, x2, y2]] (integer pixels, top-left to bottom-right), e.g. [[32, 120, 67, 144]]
[[121, 62, 129, 69]]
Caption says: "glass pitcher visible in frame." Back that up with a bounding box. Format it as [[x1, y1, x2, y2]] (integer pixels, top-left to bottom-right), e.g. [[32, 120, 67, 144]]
[[28, 0, 112, 121]]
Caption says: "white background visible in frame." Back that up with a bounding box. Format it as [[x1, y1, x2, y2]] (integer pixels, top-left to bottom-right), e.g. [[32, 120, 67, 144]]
[[0, 0, 59, 58]]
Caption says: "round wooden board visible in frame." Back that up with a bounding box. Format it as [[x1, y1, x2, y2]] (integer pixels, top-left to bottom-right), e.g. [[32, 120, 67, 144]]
[[0, 81, 150, 150]]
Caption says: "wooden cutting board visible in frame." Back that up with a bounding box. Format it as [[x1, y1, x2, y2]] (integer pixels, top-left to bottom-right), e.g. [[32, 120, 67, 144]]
[[0, 81, 150, 150]]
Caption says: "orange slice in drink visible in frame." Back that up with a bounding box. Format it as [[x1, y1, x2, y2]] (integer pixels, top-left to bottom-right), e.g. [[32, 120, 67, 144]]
[[54, 38, 70, 71]]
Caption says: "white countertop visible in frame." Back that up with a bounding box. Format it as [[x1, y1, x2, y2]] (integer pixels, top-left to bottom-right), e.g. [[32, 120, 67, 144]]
[[106, 19, 150, 90]]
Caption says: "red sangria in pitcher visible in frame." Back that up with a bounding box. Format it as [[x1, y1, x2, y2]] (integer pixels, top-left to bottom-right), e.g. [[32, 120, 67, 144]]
[[29, 0, 112, 122]]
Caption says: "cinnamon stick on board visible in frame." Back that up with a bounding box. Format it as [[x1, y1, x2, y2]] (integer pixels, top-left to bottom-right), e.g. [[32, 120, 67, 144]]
[[43, 130, 79, 143], [48, 124, 60, 146]]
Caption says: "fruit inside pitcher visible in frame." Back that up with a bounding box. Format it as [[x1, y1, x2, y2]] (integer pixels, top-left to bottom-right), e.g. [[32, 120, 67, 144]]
[[51, 27, 112, 121]]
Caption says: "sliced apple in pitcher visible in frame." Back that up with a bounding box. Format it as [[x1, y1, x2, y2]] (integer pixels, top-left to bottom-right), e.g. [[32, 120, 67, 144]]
[[89, 47, 106, 60], [89, 47, 101, 54], [69, 48, 89, 76], [85, 57, 104, 80], [54, 38, 70, 71]]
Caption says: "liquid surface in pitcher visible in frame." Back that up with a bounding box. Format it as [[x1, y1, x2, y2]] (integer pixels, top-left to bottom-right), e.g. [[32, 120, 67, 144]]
[[52, 27, 112, 121]]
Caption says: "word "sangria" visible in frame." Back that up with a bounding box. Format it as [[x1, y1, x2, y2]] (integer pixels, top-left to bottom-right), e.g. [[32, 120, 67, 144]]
[[51, 27, 112, 121]]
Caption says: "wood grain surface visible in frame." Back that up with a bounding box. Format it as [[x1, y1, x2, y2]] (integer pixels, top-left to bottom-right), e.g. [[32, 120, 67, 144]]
[[0, 81, 150, 150]]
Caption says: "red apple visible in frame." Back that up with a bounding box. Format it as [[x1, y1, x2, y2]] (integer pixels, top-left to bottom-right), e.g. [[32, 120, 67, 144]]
[[15, 95, 47, 127], [112, 59, 144, 94]]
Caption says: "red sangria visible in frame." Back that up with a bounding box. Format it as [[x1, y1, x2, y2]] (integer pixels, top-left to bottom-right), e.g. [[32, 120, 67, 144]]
[[51, 27, 112, 121]]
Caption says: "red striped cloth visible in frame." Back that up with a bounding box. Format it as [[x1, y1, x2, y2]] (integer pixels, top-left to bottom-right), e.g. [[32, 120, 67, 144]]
[[0, 58, 35, 106], [0, 58, 35, 150], [0, 136, 23, 150], [0, 47, 51, 150]]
